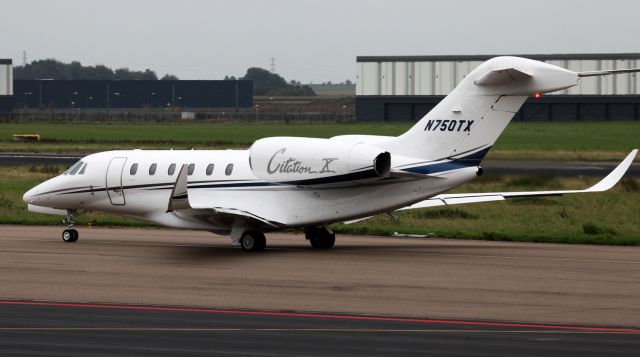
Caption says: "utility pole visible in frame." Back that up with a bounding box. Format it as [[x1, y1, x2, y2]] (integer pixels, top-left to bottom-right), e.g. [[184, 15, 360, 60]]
[[270, 57, 276, 73], [22, 51, 27, 66]]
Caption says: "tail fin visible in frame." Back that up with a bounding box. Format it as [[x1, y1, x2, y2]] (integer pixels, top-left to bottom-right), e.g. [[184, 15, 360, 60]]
[[381, 57, 578, 162]]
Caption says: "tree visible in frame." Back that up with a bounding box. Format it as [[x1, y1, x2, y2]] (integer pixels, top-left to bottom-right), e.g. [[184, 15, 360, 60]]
[[161, 74, 179, 80], [241, 67, 315, 96], [140, 69, 158, 80], [345, 79, 353, 85]]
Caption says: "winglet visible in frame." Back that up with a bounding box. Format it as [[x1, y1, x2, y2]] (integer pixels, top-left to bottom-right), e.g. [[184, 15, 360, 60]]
[[167, 164, 190, 212], [586, 149, 638, 192]]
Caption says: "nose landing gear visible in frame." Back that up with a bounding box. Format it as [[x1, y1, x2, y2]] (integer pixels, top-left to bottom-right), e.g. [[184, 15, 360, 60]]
[[62, 210, 79, 243]]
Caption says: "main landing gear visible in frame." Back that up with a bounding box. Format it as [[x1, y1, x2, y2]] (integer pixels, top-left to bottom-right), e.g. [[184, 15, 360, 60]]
[[239, 231, 266, 252], [305, 226, 335, 249], [62, 210, 79, 243], [62, 229, 78, 242]]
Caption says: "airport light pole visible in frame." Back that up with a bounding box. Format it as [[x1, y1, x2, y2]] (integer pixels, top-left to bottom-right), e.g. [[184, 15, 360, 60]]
[[113, 92, 120, 108], [255, 104, 260, 121], [23, 92, 32, 109], [69, 91, 79, 108]]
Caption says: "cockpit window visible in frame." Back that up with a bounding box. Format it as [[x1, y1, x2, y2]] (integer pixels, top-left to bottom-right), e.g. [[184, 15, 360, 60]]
[[78, 163, 87, 175], [65, 161, 84, 175]]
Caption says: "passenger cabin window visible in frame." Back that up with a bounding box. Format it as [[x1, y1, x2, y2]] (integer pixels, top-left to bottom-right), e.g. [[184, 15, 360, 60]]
[[65, 161, 84, 175], [149, 163, 157, 175], [225, 163, 234, 176], [78, 163, 87, 175], [187, 164, 195, 176], [168, 163, 176, 176], [206, 164, 214, 176], [130, 163, 138, 175]]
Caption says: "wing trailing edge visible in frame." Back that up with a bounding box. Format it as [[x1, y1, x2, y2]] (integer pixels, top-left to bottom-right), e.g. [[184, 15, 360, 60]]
[[344, 149, 637, 224], [399, 149, 638, 211]]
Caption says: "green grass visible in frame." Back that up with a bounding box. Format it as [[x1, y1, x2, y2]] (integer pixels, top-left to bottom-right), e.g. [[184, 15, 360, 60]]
[[333, 175, 640, 245], [4, 166, 639, 245], [0, 121, 638, 160]]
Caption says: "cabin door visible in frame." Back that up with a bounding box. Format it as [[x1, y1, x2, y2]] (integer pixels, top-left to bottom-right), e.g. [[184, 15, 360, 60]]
[[106, 157, 127, 205]]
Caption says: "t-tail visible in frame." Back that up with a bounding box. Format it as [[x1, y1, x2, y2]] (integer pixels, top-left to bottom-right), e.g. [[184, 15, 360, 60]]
[[382, 56, 580, 163]]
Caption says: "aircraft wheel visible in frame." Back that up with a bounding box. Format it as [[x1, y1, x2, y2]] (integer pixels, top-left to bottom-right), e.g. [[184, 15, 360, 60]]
[[62, 229, 78, 243], [307, 228, 335, 249], [240, 231, 266, 252]]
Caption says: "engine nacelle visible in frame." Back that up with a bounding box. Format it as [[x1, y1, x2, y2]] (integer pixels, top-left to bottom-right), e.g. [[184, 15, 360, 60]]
[[249, 137, 391, 186]]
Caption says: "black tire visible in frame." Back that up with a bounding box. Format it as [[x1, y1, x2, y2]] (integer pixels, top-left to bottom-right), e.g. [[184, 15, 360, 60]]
[[62, 229, 78, 243], [240, 231, 266, 252], [307, 228, 335, 249]]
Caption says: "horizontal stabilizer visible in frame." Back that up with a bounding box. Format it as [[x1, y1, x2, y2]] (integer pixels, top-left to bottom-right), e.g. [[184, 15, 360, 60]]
[[474, 67, 532, 86], [578, 68, 640, 77]]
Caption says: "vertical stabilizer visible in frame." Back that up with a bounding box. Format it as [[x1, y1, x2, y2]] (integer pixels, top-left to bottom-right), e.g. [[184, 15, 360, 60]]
[[380, 57, 578, 162]]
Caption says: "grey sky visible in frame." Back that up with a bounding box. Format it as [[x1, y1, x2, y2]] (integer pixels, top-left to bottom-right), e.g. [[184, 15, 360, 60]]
[[2, 0, 639, 82]]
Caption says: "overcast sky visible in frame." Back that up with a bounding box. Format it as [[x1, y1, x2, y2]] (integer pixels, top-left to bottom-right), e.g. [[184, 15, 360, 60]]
[[2, 0, 639, 82]]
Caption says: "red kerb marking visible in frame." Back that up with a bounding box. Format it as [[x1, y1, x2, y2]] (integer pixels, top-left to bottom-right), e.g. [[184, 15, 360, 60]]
[[1, 300, 638, 333]]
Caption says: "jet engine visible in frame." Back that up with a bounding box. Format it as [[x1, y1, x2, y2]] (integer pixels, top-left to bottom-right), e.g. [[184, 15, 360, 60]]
[[249, 137, 391, 185]]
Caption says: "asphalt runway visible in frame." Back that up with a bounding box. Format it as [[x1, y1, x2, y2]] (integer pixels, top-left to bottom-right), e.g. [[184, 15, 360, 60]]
[[1, 226, 639, 355], [2, 152, 639, 177], [1, 301, 639, 356]]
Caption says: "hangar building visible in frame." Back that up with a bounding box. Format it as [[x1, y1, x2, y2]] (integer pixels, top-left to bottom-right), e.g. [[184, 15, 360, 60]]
[[0, 59, 13, 115], [356, 54, 640, 122], [13, 79, 252, 109]]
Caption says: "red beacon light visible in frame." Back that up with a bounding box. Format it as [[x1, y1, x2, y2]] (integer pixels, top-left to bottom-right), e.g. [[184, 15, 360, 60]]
[[534, 92, 542, 99]]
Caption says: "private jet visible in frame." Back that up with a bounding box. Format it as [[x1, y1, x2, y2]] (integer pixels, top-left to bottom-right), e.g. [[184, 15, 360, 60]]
[[23, 56, 638, 251]]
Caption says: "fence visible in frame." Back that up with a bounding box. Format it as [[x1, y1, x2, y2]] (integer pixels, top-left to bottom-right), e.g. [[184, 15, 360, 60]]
[[5, 108, 356, 123]]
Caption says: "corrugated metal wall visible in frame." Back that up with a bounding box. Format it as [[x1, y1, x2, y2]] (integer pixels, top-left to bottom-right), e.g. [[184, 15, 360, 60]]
[[0, 63, 12, 96], [356, 57, 640, 96]]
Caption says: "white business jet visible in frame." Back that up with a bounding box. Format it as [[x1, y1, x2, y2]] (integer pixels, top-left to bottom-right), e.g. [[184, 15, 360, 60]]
[[23, 57, 638, 251]]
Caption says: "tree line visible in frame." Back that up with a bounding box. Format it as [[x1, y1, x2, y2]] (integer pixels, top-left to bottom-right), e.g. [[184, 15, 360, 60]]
[[14, 59, 316, 96], [13, 59, 178, 80]]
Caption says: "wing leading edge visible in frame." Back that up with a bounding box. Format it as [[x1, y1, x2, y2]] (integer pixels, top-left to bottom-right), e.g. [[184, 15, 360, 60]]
[[167, 164, 285, 228]]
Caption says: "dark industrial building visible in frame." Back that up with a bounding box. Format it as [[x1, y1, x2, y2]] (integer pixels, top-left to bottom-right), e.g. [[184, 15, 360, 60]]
[[356, 54, 640, 122], [12, 79, 252, 110]]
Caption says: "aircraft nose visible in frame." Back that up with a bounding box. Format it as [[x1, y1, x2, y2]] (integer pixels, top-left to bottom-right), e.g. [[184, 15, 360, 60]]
[[23, 187, 38, 204]]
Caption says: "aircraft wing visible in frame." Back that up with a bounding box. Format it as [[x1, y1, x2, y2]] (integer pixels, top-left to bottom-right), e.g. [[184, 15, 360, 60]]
[[167, 164, 284, 228], [398, 149, 637, 211]]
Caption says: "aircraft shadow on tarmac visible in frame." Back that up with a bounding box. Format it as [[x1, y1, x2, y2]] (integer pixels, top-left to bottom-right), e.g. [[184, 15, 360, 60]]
[[158, 238, 520, 262]]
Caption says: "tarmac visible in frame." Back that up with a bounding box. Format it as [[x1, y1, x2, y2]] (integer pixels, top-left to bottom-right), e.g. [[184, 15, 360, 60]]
[[1, 226, 639, 355], [2, 301, 639, 356]]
